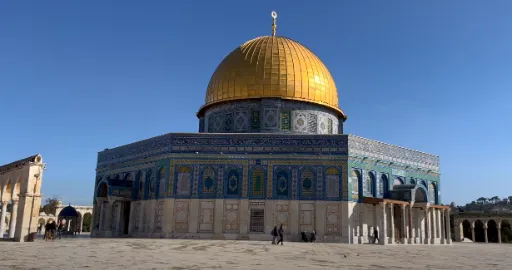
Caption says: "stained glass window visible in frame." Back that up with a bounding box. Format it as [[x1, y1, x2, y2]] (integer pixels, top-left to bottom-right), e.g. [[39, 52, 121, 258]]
[[202, 167, 215, 194], [351, 170, 360, 199], [158, 168, 166, 196], [325, 168, 339, 198], [300, 169, 314, 197], [226, 169, 240, 196], [251, 168, 265, 197]]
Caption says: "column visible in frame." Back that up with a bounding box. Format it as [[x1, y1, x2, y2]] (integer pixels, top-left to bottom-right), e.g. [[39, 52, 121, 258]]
[[424, 207, 430, 244], [79, 218, 83, 233], [0, 201, 7, 238], [498, 222, 502, 244], [401, 204, 407, 244], [67, 219, 71, 231], [431, 208, 437, 244], [471, 223, 475, 242], [445, 209, 451, 244], [440, 210, 445, 244], [484, 223, 488, 243], [389, 203, 395, 244], [8, 200, 19, 238], [408, 204, 414, 244], [379, 202, 387, 245]]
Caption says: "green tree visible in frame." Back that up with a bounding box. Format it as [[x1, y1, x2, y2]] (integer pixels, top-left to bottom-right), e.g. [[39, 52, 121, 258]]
[[476, 197, 487, 204], [490, 196, 500, 204], [41, 196, 61, 215]]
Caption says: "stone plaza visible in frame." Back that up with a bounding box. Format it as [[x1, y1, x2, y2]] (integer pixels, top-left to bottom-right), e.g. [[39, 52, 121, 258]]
[[0, 238, 510, 269]]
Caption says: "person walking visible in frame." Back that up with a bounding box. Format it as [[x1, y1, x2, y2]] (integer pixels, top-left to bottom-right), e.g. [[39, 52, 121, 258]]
[[44, 220, 56, 242], [57, 220, 64, 239], [271, 226, 278, 244], [276, 225, 284, 245], [373, 227, 379, 244]]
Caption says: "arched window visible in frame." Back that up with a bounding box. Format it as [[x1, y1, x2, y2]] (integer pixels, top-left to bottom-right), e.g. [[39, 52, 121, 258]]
[[146, 170, 154, 199], [410, 178, 416, 185], [351, 170, 360, 199], [276, 169, 289, 197], [429, 182, 437, 204], [420, 180, 427, 189], [201, 167, 216, 196], [225, 168, 241, 196], [377, 174, 384, 198], [136, 171, 143, 200], [325, 168, 340, 198], [364, 172, 374, 196], [380, 174, 389, 197], [300, 169, 315, 198], [158, 168, 166, 197], [176, 166, 192, 196], [393, 177, 403, 186], [250, 168, 265, 198]]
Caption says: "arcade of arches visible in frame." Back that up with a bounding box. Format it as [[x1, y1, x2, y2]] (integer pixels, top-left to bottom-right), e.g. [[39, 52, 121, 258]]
[[454, 215, 512, 243], [0, 155, 45, 242]]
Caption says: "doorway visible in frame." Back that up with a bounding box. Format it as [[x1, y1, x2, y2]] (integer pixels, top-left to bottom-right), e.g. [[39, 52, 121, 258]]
[[122, 201, 131, 235]]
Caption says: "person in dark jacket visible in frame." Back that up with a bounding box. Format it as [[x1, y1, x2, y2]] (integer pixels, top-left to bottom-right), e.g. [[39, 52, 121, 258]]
[[310, 230, 316, 243], [301, 231, 308, 242], [373, 227, 379, 244], [271, 226, 278, 244], [276, 225, 284, 245], [44, 221, 56, 242]]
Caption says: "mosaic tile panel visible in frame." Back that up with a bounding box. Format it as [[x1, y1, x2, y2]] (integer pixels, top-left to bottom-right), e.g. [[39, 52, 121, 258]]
[[308, 113, 317, 133]]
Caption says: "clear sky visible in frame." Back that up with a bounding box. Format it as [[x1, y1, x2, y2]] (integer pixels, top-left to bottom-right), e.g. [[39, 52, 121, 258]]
[[1, 1, 511, 206]]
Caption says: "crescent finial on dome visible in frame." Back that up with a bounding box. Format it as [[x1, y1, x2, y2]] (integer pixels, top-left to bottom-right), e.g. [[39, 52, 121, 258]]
[[271, 11, 277, 36]]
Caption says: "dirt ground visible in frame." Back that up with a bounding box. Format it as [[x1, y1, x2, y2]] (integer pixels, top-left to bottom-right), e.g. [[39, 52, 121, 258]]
[[0, 237, 510, 269]]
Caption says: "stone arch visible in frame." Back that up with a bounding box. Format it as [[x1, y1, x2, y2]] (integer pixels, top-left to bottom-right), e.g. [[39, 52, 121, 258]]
[[351, 170, 361, 199], [38, 218, 46, 226], [462, 220, 472, 240], [96, 182, 108, 198], [12, 176, 21, 200], [487, 219, 499, 243], [501, 220, 511, 243], [413, 187, 428, 202], [299, 167, 315, 198], [249, 167, 265, 198], [82, 212, 93, 232], [474, 219, 485, 242], [2, 179, 13, 201]]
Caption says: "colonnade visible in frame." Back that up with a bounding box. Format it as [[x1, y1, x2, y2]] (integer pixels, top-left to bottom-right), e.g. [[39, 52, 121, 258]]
[[0, 199, 19, 238], [353, 201, 452, 245], [92, 196, 128, 237], [454, 217, 509, 243]]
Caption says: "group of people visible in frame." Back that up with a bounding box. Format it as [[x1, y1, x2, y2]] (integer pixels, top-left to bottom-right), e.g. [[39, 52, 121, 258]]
[[271, 225, 284, 245], [37, 220, 65, 241]]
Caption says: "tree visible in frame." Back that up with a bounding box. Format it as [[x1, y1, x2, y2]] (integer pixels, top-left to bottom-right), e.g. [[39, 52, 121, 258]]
[[476, 197, 487, 204], [508, 196, 512, 204], [40, 196, 61, 215], [490, 196, 500, 204]]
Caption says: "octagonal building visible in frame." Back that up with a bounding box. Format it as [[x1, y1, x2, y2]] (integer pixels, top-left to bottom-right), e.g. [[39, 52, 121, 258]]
[[92, 15, 451, 244]]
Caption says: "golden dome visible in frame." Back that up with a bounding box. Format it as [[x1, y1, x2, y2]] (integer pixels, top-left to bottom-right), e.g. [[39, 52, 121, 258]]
[[198, 36, 346, 119]]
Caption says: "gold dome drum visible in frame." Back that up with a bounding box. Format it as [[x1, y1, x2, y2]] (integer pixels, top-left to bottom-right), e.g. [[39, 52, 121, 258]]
[[198, 36, 345, 119]]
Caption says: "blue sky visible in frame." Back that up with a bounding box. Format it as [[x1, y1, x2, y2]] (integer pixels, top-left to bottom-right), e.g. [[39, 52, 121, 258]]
[[1, 1, 511, 206]]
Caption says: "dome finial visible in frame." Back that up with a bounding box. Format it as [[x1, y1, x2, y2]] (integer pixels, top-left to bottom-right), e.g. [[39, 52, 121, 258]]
[[271, 11, 277, 36]]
